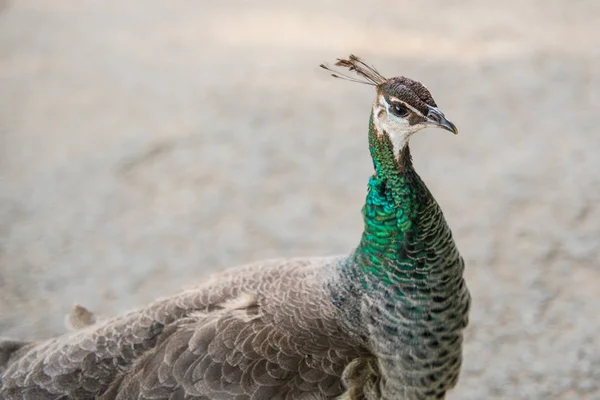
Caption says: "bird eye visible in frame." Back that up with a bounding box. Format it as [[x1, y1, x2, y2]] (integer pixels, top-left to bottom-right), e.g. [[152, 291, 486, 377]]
[[390, 103, 410, 118]]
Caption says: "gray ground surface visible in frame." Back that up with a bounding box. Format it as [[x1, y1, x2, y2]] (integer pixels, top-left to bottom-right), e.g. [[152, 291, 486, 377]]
[[1, 1, 599, 398]]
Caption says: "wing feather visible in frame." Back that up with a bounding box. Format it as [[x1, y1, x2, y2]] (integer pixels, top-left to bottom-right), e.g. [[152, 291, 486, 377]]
[[1, 257, 368, 399]]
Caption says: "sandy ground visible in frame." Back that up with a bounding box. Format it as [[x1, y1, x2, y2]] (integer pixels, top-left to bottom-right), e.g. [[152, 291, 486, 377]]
[[1, 0, 600, 398]]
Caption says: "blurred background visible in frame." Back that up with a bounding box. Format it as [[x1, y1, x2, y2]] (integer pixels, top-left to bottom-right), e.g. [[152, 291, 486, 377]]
[[1, 0, 599, 398]]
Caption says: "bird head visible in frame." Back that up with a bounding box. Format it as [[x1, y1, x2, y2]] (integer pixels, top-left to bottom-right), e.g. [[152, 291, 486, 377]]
[[321, 55, 457, 158]]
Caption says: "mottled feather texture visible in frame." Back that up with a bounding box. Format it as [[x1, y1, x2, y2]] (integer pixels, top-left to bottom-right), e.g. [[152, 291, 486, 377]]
[[0, 56, 471, 400], [1, 258, 373, 400]]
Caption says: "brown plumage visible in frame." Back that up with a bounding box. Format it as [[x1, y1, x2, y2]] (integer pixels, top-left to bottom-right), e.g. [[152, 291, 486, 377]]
[[1, 258, 372, 399]]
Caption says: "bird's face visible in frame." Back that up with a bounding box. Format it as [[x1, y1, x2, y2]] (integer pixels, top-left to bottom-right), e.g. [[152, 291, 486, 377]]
[[372, 76, 458, 156], [320, 55, 458, 157]]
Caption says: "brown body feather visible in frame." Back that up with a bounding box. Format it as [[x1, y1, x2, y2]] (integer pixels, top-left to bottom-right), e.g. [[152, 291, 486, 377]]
[[1, 257, 373, 400]]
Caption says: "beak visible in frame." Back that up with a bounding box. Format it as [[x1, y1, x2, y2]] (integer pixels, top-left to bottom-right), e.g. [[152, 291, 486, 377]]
[[426, 106, 458, 135]]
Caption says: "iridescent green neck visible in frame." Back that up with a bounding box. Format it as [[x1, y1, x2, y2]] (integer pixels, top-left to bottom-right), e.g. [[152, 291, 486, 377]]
[[350, 115, 431, 285]]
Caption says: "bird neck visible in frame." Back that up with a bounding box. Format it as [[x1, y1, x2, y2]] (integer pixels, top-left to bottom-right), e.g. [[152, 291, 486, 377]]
[[327, 112, 469, 400], [349, 114, 434, 286]]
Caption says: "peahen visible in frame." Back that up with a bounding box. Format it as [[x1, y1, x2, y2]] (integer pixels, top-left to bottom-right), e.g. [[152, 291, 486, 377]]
[[0, 55, 471, 400]]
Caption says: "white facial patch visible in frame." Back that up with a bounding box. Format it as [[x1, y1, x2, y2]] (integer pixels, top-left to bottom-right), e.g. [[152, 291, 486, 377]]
[[372, 95, 426, 158]]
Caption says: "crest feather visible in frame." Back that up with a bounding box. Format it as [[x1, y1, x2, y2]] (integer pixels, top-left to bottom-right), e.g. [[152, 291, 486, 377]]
[[320, 54, 387, 86]]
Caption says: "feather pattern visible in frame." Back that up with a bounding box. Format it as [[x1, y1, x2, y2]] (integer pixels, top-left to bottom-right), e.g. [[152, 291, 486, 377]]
[[1, 259, 372, 400]]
